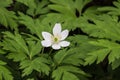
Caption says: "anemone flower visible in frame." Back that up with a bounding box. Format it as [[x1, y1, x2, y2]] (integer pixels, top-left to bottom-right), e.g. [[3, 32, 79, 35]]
[[41, 23, 70, 50]]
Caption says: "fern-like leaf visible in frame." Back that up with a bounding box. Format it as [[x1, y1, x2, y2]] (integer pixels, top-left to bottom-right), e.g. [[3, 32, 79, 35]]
[[85, 39, 120, 68], [16, 0, 36, 8], [0, 60, 13, 80], [53, 47, 90, 80], [20, 57, 50, 76], [0, 8, 18, 29], [2, 31, 42, 61], [49, 0, 91, 17], [52, 65, 87, 80], [0, 0, 12, 7], [54, 49, 84, 66], [80, 14, 120, 41], [0, 0, 18, 30], [18, 12, 50, 39], [98, 0, 120, 15], [17, 0, 50, 17]]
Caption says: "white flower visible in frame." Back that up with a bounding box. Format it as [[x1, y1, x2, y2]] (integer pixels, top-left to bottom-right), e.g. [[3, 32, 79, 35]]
[[41, 23, 70, 50]]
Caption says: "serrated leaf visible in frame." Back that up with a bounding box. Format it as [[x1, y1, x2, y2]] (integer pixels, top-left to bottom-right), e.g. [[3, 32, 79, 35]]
[[74, 0, 92, 12], [0, 8, 18, 30], [85, 40, 120, 66], [54, 48, 84, 66], [2, 31, 42, 61], [68, 35, 90, 45], [3, 32, 29, 54], [16, 0, 36, 8], [18, 12, 46, 39], [0, 0, 12, 7], [112, 58, 120, 69], [20, 57, 50, 76], [98, 0, 120, 15], [0, 60, 6, 65], [41, 13, 86, 30], [84, 49, 110, 65], [62, 72, 78, 80], [2, 32, 29, 61], [80, 14, 120, 41], [52, 65, 87, 80], [43, 0, 92, 31], [0, 65, 13, 80], [0, 49, 6, 54], [27, 40, 42, 58], [7, 52, 27, 62], [68, 35, 100, 55], [49, 0, 91, 17], [49, 4, 75, 17], [27, 0, 50, 16]]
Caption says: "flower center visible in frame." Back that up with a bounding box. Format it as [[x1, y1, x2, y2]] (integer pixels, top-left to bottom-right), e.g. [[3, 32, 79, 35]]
[[51, 34, 61, 44], [54, 37, 58, 42], [53, 37, 60, 43]]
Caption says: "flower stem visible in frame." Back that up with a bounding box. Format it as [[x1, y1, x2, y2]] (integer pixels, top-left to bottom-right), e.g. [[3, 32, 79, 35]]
[[49, 48, 53, 55], [41, 47, 44, 54], [47, 48, 53, 60]]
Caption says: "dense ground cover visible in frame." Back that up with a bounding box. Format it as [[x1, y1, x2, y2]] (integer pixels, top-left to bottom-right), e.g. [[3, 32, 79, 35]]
[[0, 0, 120, 80]]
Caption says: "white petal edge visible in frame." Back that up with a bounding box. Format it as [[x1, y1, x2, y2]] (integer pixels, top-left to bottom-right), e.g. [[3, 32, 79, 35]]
[[53, 23, 61, 35], [41, 40, 52, 47], [42, 32, 52, 40], [60, 30, 69, 40], [60, 41, 70, 47], [52, 44, 61, 50]]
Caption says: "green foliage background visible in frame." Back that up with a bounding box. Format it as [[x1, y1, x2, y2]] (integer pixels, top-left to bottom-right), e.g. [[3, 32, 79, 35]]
[[0, 0, 120, 80]]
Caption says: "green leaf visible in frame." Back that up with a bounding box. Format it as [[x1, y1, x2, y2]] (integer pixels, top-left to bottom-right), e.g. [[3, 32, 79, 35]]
[[74, 0, 92, 12], [0, 8, 18, 30], [68, 35, 100, 55], [16, 0, 36, 8], [53, 43, 90, 80], [27, 40, 42, 58], [0, 60, 6, 65], [85, 40, 120, 66], [17, 0, 50, 17], [45, 0, 92, 31], [0, 66, 13, 80], [18, 12, 46, 39], [7, 52, 27, 62], [52, 66, 87, 80], [54, 49, 84, 66], [0, 49, 6, 54], [41, 13, 86, 31], [20, 57, 50, 76], [84, 49, 109, 65], [27, 0, 50, 16], [0, 61, 13, 80], [80, 14, 120, 41], [0, 0, 15, 29], [0, 0, 12, 7], [98, 0, 120, 15], [27, 78, 34, 80], [3, 31, 29, 54], [2, 31, 42, 61], [68, 35, 90, 45], [49, 0, 91, 17], [2, 32, 28, 61], [112, 58, 120, 69]]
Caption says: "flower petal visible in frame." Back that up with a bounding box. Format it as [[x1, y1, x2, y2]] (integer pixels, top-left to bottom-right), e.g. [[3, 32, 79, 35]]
[[60, 30, 69, 40], [42, 32, 52, 40], [41, 40, 52, 47], [52, 44, 61, 50], [60, 41, 70, 47], [53, 23, 61, 35]]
